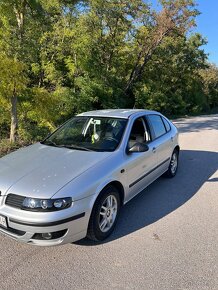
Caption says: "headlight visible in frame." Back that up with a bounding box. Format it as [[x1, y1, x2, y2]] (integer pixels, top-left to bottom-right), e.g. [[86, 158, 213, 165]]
[[22, 197, 72, 211]]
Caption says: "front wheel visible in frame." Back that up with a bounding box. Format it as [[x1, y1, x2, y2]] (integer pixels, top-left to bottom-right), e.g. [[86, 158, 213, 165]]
[[165, 149, 179, 178], [87, 186, 121, 241]]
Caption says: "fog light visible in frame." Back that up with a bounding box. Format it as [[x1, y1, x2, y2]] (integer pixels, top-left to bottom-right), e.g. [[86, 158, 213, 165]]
[[32, 229, 67, 240], [41, 232, 52, 240]]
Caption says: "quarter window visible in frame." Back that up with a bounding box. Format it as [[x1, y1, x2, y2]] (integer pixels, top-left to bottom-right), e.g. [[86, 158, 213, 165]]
[[148, 115, 166, 138], [162, 117, 171, 132]]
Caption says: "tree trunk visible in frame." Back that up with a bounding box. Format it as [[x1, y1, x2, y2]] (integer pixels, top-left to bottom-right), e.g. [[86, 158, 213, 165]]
[[10, 1, 26, 143], [10, 94, 18, 143]]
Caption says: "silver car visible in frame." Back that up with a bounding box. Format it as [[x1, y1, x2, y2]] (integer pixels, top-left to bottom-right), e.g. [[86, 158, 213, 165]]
[[0, 109, 179, 246]]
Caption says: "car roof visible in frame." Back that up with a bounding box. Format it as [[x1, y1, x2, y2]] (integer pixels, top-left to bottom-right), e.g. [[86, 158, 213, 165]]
[[77, 109, 158, 119]]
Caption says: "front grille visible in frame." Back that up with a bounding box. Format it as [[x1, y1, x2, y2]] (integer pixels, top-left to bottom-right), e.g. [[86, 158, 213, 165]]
[[5, 194, 25, 209]]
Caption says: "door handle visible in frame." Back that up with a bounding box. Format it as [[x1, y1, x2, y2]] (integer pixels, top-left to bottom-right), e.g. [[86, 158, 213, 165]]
[[152, 147, 156, 153]]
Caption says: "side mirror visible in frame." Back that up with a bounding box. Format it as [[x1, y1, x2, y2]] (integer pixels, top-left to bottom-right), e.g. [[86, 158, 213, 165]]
[[128, 142, 149, 153]]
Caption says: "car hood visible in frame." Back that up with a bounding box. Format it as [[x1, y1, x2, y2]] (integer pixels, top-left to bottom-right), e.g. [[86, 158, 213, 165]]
[[0, 143, 112, 199]]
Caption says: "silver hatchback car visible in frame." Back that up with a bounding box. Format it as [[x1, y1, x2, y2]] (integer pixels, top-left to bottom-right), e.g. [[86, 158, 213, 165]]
[[0, 109, 179, 246]]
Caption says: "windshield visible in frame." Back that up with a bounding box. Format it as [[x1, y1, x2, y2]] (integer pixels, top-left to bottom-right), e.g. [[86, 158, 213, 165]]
[[42, 116, 128, 152]]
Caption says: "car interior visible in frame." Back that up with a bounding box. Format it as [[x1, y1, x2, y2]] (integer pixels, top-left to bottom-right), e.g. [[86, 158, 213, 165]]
[[128, 118, 150, 149]]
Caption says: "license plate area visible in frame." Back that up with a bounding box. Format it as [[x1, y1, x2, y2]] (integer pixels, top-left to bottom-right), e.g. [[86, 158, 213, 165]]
[[0, 215, 7, 228]]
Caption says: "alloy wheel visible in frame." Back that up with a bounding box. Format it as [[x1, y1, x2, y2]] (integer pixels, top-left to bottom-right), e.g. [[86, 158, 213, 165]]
[[170, 152, 178, 175], [98, 195, 118, 233]]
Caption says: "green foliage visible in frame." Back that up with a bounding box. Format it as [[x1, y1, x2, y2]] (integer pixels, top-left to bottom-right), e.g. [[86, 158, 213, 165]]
[[0, 0, 217, 144], [199, 64, 218, 110], [134, 34, 208, 116], [0, 139, 28, 158], [0, 54, 27, 98]]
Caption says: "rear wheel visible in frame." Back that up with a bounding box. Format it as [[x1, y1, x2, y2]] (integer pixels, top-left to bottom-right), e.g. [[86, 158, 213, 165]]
[[87, 185, 121, 241], [165, 149, 179, 178]]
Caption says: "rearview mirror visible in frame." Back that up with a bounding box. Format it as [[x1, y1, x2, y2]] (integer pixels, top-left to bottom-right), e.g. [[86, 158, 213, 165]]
[[128, 143, 149, 153]]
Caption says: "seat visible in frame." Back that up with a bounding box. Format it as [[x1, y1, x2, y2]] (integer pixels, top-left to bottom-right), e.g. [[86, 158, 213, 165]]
[[128, 119, 145, 148]]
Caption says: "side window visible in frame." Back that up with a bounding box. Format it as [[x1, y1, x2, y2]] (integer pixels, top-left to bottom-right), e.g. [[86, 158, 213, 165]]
[[148, 115, 166, 139], [128, 117, 151, 148], [162, 117, 171, 132]]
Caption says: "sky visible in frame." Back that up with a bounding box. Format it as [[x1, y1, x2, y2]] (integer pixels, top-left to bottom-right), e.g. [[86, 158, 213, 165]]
[[194, 0, 218, 65]]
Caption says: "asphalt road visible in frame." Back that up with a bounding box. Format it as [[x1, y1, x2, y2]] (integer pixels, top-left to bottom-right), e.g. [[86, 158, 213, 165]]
[[0, 115, 218, 290]]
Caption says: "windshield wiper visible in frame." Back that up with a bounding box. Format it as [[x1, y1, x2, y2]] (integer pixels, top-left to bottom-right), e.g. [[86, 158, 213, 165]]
[[41, 140, 59, 147], [60, 144, 93, 151], [41, 140, 93, 151]]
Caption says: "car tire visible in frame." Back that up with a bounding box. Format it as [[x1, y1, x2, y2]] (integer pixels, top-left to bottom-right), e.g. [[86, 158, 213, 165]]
[[165, 149, 179, 178], [87, 185, 121, 241]]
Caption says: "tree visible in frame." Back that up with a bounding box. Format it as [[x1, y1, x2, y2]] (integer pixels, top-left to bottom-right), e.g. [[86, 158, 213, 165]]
[[0, 0, 215, 145], [59, 0, 200, 108], [124, 0, 199, 107], [0, 0, 44, 142], [134, 33, 208, 115], [200, 64, 218, 110], [0, 54, 27, 142]]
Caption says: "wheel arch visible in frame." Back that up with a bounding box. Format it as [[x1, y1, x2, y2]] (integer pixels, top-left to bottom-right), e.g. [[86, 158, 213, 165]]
[[94, 180, 125, 207], [174, 145, 180, 154], [87, 180, 125, 241], [105, 181, 125, 206]]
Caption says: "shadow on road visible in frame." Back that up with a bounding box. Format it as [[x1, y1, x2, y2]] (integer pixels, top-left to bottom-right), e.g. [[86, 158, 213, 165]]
[[173, 115, 218, 133], [75, 149, 218, 246]]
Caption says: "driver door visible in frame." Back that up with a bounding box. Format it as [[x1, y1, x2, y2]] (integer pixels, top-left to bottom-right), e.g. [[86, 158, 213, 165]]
[[124, 117, 158, 202]]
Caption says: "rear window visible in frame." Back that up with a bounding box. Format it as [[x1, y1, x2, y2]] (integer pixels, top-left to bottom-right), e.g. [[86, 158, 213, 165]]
[[148, 115, 166, 138]]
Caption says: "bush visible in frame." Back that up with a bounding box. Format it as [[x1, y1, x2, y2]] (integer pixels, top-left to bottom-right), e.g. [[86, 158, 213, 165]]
[[0, 139, 30, 158]]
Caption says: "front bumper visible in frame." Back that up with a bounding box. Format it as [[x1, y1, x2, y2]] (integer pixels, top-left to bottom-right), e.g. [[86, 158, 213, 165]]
[[0, 195, 94, 246]]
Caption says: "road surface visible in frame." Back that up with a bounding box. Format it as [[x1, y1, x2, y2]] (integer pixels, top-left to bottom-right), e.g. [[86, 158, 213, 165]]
[[0, 115, 217, 290]]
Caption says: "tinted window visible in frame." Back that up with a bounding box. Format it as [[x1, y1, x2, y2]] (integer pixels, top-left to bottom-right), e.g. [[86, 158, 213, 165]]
[[148, 115, 166, 138], [162, 117, 171, 132]]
